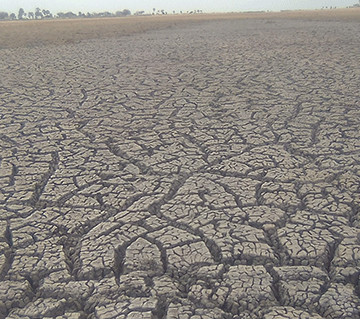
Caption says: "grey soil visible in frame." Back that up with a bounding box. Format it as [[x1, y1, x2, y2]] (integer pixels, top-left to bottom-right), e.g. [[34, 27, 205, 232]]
[[1, 16, 360, 319]]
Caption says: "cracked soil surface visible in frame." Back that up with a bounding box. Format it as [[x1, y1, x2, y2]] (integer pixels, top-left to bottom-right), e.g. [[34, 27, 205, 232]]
[[1, 11, 360, 319]]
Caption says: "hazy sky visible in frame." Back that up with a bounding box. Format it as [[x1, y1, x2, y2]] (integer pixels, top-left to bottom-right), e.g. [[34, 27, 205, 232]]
[[1, 0, 357, 14]]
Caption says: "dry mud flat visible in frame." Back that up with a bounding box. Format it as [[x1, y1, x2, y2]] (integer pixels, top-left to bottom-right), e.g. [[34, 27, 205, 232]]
[[1, 9, 360, 319]]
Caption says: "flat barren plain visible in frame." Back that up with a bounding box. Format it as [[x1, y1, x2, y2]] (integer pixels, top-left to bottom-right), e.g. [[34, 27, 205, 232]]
[[1, 8, 360, 319]]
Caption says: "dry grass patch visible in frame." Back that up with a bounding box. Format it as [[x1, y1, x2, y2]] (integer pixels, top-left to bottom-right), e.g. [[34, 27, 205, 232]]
[[1, 8, 359, 49]]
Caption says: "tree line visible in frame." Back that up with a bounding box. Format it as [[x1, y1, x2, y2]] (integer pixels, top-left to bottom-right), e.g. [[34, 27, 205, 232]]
[[0, 8, 132, 20], [0, 7, 204, 21]]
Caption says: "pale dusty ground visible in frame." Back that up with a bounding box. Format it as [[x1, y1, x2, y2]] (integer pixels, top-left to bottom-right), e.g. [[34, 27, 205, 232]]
[[1, 8, 360, 49], [1, 9, 360, 319]]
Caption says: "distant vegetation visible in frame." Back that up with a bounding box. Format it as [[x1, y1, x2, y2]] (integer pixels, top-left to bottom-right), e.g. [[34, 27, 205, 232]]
[[0, 8, 132, 20], [0, 7, 204, 21]]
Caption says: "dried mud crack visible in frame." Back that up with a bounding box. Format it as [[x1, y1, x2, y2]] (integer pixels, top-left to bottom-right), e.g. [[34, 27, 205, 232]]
[[1, 13, 360, 319]]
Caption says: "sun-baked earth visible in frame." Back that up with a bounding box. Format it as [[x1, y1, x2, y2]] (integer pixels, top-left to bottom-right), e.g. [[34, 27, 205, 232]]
[[1, 8, 360, 319]]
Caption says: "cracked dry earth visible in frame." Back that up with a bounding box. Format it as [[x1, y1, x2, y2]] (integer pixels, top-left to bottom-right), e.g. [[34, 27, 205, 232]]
[[1, 16, 360, 319]]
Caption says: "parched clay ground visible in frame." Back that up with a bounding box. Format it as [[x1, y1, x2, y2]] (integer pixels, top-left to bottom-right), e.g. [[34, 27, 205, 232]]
[[1, 11, 360, 319]]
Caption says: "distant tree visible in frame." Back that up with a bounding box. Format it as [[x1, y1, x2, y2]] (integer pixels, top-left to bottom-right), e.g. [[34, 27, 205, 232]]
[[42, 9, 52, 18], [0, 12, 8, 20], [64, 12, 77, 18], [35, 7, 43, 19], [86, 12, 92, 18], [180, 11, 182, 14], [116, 9, 131, 17], [18, 8, 25, 20], [28, 12, 34, 19], [98, 11, 114, 17], [173, 10, 175, 14], [10, 13, 16, 20]]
